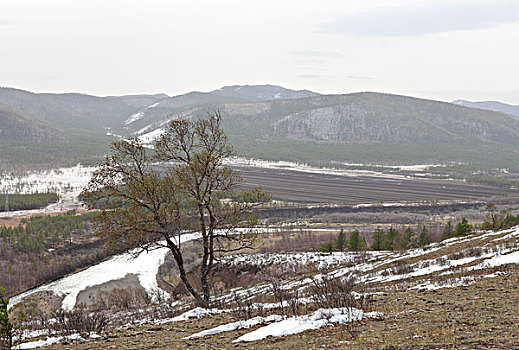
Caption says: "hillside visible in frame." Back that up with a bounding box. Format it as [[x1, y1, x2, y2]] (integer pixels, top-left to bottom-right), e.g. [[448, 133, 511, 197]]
[[133, 92, 519, 170], [0, 88, 167, 171], [453, 99, 519, 120], [3, 86, 519, 174], [0, 103, 65, 142], [216, 92, 519, 144], [0, 87, 166, 134], [0, 103, 87, 171], [10, 225, 519, 349]]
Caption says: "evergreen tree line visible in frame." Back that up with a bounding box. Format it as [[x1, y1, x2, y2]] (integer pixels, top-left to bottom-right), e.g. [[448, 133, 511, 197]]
[[440, 218, 472, 241], [370, 226, 431, 251], [0, 210, 96, 255], [0, 192, 59, 212], [320, 226, 432, 253], [320, 229, 367, 253], [441, 205, 519, 240], [319, 213, 512, 253]]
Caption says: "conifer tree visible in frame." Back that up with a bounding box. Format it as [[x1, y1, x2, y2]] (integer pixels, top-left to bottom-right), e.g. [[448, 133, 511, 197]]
[[441, 221, 454, 241], [335, 229, 347, 252], [400, 227, 414, 249], [384, 227, 399, 250], [418, 225, 430, 246], [348, 230, 360, 251], [320, 241, 334, 253], [371, 228, 385, 250], [455, 218, 472, 237]]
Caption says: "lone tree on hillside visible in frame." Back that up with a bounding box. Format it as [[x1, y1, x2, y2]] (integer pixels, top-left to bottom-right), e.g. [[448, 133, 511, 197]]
[[82, 112, 270, 307]]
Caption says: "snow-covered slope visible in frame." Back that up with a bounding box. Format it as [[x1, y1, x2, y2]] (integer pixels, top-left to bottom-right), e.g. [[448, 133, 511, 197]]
[[8, 232, 199, 310], [124, 102, 161, 125], [12, 225, 519, 348], [10, 226, 519, 313]]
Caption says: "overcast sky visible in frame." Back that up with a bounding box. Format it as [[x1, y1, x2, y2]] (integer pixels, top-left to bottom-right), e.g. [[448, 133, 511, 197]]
[[1, 0, 519, 104]]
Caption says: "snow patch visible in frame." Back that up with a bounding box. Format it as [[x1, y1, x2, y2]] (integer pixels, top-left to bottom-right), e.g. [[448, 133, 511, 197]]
[[18, 333, 84, 349], [106, 132, 123, 138], [468, 250, 519, 271], [220, 252, 357, 270], [124, 102, 160, 125], [184, 315, 283, 339], [138, 127, 165, 143], [233, 308, 382, 342], [225, 157, 408, 180], [156, 307, 224, 325], [0, 164, 94, 195], [483, 271, 507, 278]]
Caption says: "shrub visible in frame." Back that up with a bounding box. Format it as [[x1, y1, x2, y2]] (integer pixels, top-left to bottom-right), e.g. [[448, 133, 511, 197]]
[[51, 308, 108, 336], [455, 218, 472, 237], [307, 276, 356, 309], [320, 242, 334, 253]]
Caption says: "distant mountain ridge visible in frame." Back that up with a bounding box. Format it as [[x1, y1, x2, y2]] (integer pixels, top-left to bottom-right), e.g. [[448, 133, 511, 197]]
[[0, 87, 168, 135], [133, 92, 519, 146], [211, 84, 319, 101], [452, 100, 519, 120], [2, 85, 519, 171]]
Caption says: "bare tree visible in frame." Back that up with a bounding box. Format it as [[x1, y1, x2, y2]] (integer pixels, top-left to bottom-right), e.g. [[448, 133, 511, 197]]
[[82, 112, 270, 307]]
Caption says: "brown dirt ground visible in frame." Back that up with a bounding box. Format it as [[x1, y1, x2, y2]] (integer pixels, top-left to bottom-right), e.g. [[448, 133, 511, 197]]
[[0, 209, 90, 228], [41, 265, 519, 350]]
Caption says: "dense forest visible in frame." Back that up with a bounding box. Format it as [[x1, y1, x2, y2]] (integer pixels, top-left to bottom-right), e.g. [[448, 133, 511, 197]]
[[0, 211, 113, 297], [0, 193, 59, 212]]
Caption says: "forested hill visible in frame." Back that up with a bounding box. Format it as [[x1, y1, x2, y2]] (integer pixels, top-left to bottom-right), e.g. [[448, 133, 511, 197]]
[[2, 85, 519, 172], [0, 87, 168, 134], [130, 91, 519, 168], [0, 103, 65, 142], [217, 92, 519, 145], [0, 88, 169, 171]]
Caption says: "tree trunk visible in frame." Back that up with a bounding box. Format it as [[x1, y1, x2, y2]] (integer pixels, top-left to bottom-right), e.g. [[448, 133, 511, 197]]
[[198, 205, 211, 304], [167, 240, 207, 307]]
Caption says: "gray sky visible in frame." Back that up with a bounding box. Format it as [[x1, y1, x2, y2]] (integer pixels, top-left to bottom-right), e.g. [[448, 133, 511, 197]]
[[1, 0, 519, 104]]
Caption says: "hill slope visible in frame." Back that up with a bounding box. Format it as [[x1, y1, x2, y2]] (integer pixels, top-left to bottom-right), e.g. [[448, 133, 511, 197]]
[[3, 86, 519, 172], [0, 88, 169, 171], [0, 87, 166, 134], [0, 103, 65, 142], [132, 92, 519, 168], [11, 226, 519, 349]]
